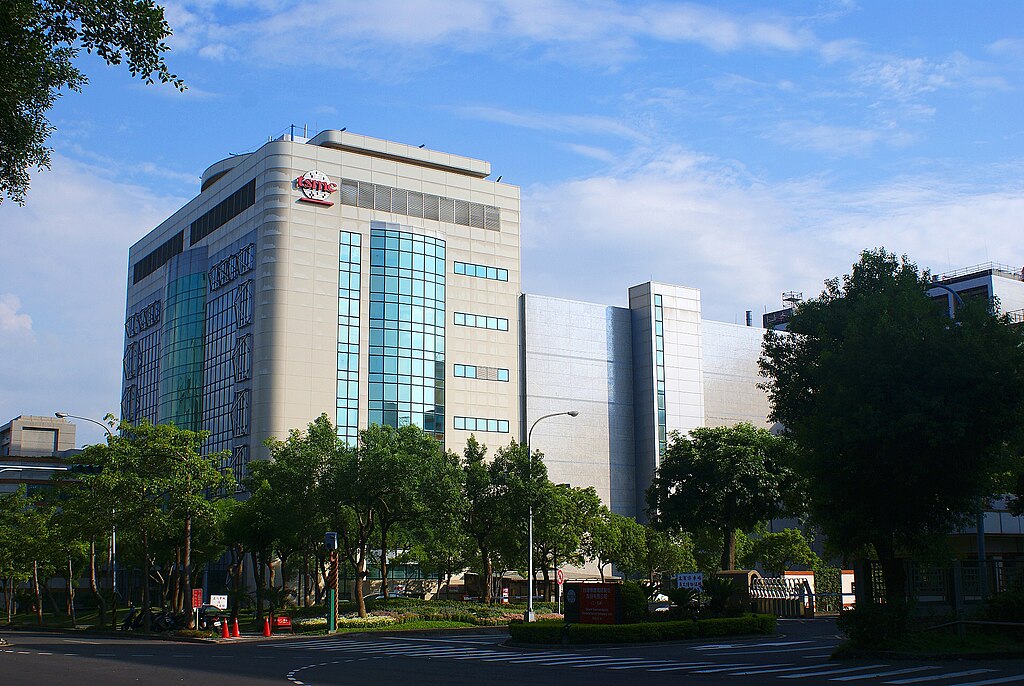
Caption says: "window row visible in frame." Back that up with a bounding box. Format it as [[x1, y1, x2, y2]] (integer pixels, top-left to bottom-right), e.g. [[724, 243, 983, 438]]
[[454, 416, 510, 433], [454, 312, 508, 331], [346, 182, 500, 231], [454, 364, 509, 382], [454, 261, 508, 282]]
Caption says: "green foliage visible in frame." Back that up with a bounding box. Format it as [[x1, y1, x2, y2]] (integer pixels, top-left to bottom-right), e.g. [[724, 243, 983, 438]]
[[740, 527, 821, 575], [983, 592, 1024, 622], [836, 602, 911, 649], [666, 587, 700, 619], [619, 581, 649, 624], [0, 0, 184, 204], [509, 614, 776, 644], [703, 575, 740, 616], [760, 249, 1024, 602], [647, 424, 802, 570]]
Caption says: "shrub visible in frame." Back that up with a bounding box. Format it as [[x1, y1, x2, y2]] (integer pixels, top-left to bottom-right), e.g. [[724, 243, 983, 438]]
[[836, 602, 910, 650], [704, 575, 739, 616], [983, 592, 1024, 623], [620, 582, 649, 624]]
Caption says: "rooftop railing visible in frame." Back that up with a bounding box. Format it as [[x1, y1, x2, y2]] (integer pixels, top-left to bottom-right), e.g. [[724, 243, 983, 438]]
[[932, 262, 1023, 283]]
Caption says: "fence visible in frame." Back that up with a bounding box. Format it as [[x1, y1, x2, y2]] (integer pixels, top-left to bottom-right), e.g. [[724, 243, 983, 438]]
[[749, 577, 813, 618], [861, 559, 1024, 614]]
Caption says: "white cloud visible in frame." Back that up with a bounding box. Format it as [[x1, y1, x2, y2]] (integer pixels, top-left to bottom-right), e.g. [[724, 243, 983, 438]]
[[521, 148, 1024, 322], [0, 294, 32, 333], [771, 120, 914, 156], [564, 143, 617, 162], [167, 0, 818, 73], [0, 155, 185, 447], [456, 106, 648, 143]]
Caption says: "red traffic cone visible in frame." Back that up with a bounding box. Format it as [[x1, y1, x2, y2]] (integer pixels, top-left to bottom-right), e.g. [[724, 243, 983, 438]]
[[231, 618, 240, 638], [221, 618, 230, 639], [263, 617, 271, 637]]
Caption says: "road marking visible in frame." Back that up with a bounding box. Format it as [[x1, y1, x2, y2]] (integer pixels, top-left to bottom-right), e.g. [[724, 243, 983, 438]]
[[647, 662, 736, 672], [779, 665, 889, 679], [568, 658, 660, 668], [606, 661, 687, 670], [885, 669, 996, 684], [833, 666, 941, 681], [37, 652, 51, 655], [732, 664, 837, 676], [62, 640, 101, 645], [693, 662, 790, 674], [711, 645, 840, 656], [950, 676, 1024, 686]]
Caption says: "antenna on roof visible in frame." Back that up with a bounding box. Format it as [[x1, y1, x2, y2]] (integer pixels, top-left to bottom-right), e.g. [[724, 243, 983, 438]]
[[418, 144, 425, 148], [782, 291, 802, 308]]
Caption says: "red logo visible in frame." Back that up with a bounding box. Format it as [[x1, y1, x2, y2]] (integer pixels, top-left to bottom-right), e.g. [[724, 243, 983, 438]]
[[295, 170, 337, 206]]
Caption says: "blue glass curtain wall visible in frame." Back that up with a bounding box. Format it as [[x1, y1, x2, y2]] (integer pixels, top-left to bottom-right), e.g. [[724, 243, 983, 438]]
[[337, 231, 362, 445], [368, 223, 446, 441]]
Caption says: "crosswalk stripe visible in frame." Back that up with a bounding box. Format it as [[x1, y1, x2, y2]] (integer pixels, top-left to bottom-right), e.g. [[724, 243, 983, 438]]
[[947, 676, 1024, 686], [489, 654, 589, 663], [606, 661, 688, 670], [779, 664, 889, 679], [732, 663, 837, 676], [692, 663, 790, 674], [648, 662, 745, 672], [568, 658, 661, 668], [711, 645, 839, 656], [832, 666, 941, 681], [885, 669, 996, 685]]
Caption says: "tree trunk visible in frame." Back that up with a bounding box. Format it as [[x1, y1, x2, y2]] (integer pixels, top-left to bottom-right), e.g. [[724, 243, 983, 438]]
[[141, 531, 151, 632], [354, 550, 368, 617], [68, 557, 77, 628], [32, 561, 43, 624], [721, 527, 737, 571], [874, 536, 906, 605], [380, 525, 390, 599], [481, 544, 493, 604], [254, 551, 266, 621], [183, 511, 193, 628], [6, 576, 14, 624]]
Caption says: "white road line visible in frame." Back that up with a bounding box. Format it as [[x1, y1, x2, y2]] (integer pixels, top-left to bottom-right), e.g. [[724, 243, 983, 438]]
[[568, 658, 661, 668], [712, 645, 840, 656], [692, 663, 790, 674], [484, 653, 581, 663], [885, 669, 996, 685], [37, 652, 51, 655], [948, 676, 1024, 686], [732, 663, 838, 676], [832, 666, 941, 681], [779, 665, 890, 679], [648, 662, 745, 672], [62, 640, 101, 645], [606, 661, 687, 670]]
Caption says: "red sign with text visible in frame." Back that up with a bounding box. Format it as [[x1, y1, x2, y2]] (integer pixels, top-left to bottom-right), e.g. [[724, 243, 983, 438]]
[[192, 588, 203, 610], [576, 583, 618, 624]]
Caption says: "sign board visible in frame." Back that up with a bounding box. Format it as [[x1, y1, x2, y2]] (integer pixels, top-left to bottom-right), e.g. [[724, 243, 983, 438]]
[[295, 170, 338, 206], [556, 569, 565, 586], [192, 588, 204, 610], [210, 594, 228, 610], [676, 572, 704, 590], [501, 587, 510, 604], [563, 583, 621, 625]]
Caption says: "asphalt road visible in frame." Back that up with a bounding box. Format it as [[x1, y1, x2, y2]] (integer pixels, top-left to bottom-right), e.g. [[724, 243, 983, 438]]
[[2, 619, 1023, 686]]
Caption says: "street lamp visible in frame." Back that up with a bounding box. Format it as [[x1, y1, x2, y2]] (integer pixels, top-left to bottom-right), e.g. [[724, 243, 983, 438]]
[[525, 410, 579, 623], [55, 412, 119, 597], [928, 285, 989, 599]]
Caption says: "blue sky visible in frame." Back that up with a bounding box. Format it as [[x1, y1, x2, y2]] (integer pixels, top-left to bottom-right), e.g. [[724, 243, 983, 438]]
[[2, 0, 1023, 446]]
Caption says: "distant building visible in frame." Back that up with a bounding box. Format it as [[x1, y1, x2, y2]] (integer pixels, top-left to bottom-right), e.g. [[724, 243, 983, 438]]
[[0, 415, 75, 494]]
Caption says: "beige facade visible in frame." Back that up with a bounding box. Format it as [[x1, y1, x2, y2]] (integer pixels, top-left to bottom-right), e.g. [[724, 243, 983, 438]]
[[124, 131, 522, 477]]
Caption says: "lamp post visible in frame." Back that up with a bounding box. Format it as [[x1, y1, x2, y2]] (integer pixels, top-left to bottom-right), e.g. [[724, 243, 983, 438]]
[[928, 285, 989, 600], [55, 412, 119, 597], [525, 410, 579, 623]]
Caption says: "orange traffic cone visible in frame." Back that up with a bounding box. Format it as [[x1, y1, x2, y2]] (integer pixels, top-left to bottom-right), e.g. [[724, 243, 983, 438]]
[[263, 617, 271, 637], [221, 618, 230, 639], [231, 618, 240, 638]]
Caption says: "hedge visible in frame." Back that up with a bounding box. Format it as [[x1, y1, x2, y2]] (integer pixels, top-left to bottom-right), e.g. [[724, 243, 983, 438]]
[[509, 613, 776, 645]]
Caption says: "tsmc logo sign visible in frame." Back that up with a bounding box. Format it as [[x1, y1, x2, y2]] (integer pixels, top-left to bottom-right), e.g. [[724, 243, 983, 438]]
[[295, 170, 337, 206]]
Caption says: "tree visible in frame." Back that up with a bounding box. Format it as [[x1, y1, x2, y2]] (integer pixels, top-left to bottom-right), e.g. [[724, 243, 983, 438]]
[[533, 483, 602, 599], [739, 526, 820, 575], [456, 436, 542, 603], [1, 0, 184, 204], [70, 421, 230, 628], [585, 509, 647, 582], [759, 248, 1024, 602], [646, 423, 800, 570]]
